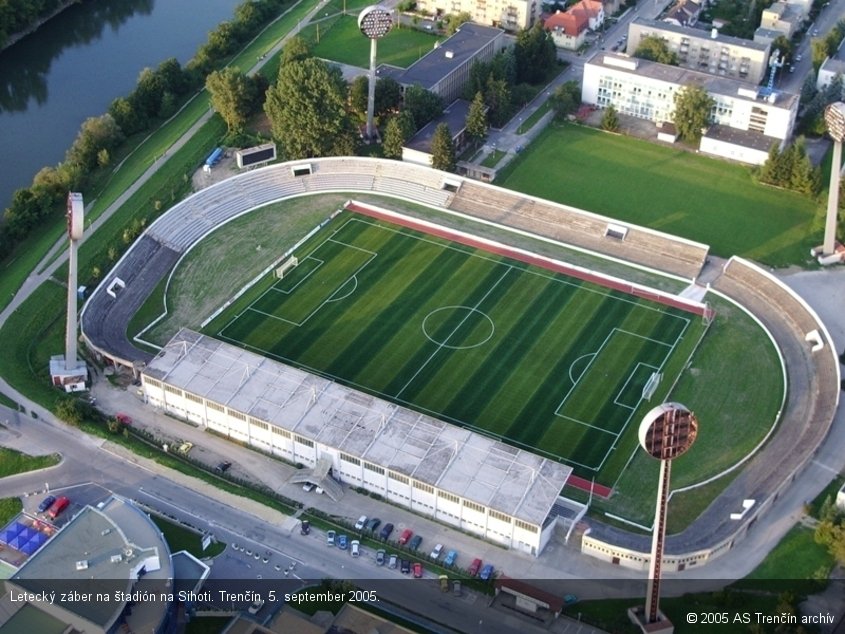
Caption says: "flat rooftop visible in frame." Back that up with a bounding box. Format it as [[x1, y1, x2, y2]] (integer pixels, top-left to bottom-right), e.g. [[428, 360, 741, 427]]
[[703, 124, 774, 151], [9, 497, 171, 631], [589, 52, 799, 110], [145, 329, 572, 526], [405, 99, 471, 153], [388, 23, 504, 89]]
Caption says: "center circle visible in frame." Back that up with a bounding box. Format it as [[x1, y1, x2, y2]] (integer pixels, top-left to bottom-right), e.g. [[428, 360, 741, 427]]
[[422, 306, 495, 350]]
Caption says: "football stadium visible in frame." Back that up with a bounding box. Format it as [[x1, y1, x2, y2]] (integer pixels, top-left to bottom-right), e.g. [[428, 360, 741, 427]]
[[80, 157, 840, 564]]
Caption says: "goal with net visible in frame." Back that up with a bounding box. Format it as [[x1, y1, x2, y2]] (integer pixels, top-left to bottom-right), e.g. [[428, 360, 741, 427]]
[[642, 372, 663, 401], [275, 256, 299, 279]]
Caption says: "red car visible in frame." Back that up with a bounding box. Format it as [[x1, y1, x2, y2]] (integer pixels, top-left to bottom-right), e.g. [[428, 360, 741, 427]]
[[468, 558, 482, 577], [47, 496, 70, 520], [413, 562, 423, 578], [398, 528, 413, 545]]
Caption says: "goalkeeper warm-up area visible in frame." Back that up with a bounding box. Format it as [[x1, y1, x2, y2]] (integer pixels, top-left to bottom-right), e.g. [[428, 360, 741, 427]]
[[206, 203, 708, 483]]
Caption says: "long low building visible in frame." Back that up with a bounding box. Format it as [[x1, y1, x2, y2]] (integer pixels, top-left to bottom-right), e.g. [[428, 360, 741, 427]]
[[582, 52, 799, 164], [142, 329, 572, 557]]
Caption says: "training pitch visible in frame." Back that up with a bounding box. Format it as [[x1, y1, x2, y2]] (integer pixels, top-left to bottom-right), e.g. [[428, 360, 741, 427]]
[[205, 206, 708, 484]]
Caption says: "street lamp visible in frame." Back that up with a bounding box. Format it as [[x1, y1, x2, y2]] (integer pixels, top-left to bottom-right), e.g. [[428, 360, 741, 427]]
[[358, 6, 393, 142], [816, 102, 845, 262]]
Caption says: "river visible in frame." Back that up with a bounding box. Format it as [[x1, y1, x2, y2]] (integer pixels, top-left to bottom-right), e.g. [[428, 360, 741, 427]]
[[0, 0, 244, 212]]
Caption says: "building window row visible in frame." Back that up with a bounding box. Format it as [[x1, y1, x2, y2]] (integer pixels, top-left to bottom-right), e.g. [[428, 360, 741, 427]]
[[389, 471, 409, 485], [295, 435, 314, 448], [227, 409, 246, 421], [364, 462, 385, 474], [413, 481, 434, 494], [489, 509, 512, 524], [272, 426, 291, 438], [515, 519, 539, 533], [464, 500, 484, 513], [145, 377, 162, 389], [340, 452, 361, 466], [251, 419, 269, 431], [207, 401, 224, 413], [184, 391, 202, 404], [164, 385, 183, 396]]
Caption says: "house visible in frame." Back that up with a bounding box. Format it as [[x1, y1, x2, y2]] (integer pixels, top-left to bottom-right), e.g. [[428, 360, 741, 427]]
[[582, 52, 799, 164], [759, 2, 802, 38], [545, 10, 589, 50], [662, 0, 701, 27], [545, 1, 603, 50], [816, 39, 845, 92]]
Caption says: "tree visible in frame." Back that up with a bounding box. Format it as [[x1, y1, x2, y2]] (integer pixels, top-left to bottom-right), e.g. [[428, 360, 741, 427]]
[[403, 85, 443, 130], [815, 518, 845, 565], [383, 111, 416, 158], [601, 105, 620, 132], [206, 67, 255, 133], [264, 58, 355, 159], [109, 96, 146, 135], [65, 114, 124, 173], [514, 23, 556, 84], [801, 73, 818, 105], [375, 77, 402, 116], [550, 81, 581, 120], [444, 11, 472, 34], [55, 398, 84, 427], [483, 75, 512, 128], [770, 35, 793, 63], [348, 75, 369, 116], [812, 37, 831, 72], [465, 91, 488, 145], [672, 84, 714, 144], [281, 36, 311, 67], [634, 35, 678, 65], [430, 123, 456, 171]]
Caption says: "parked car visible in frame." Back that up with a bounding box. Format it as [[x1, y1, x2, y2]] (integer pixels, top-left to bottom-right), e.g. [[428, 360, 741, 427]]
[[248, 598, 264, 614], [439, 575, 449, 592], [409, 535, 423, 551], [398, 528, 413, 545], [430, 543, 443, 561], [413, 562, 423, 578], [564, 594, 578, 605], [47, 496, 70, 520], [302, 482, 314, 492], [37, 495, 56, 513], [444, 550, 458, 567], [379, 523, 394, 540], [376, 549, 386, 565], [388, 554, 398, 569], [354, 515, 368, 530], [327, 530, 336, 546], [351, 540, 360, 557], [214, 461, 232, 473], [300, 520, 310, 535], [468, 558, 482, 577], [480, 564, 494, 580], [338, 534, 348, 550], [366, 517, 381, 533], [400, 559, 411, 574], [453, 580, 462, 596]]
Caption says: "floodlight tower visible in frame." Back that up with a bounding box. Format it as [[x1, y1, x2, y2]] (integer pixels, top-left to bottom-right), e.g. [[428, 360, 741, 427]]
[[816, 102, 845, 262], [49, 192, 89, 392], [634, 403, 698, 632], [358, 5, 393, 142]]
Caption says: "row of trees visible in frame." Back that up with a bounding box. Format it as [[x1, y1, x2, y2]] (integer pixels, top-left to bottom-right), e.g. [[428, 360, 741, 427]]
[[757, 138, 822, 196], [0, 0, 290, 260], [811, 19, 845, 71], [0, 0, 71, 49]]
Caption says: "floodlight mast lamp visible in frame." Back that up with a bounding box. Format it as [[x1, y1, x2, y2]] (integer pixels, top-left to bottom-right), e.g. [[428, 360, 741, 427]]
[[823, 102, 845, 255], [358, 6, 393, 141], [66, 192, 85, 372], [638, 403, 698, 626]]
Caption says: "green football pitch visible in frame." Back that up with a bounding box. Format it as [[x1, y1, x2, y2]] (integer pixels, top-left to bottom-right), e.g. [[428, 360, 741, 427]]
[[205, 211, 708, 482]]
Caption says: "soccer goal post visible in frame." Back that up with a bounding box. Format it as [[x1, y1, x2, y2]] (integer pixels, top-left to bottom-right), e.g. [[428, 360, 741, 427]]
[[642, 372, 663, 401], [275, 256, 299, 279]]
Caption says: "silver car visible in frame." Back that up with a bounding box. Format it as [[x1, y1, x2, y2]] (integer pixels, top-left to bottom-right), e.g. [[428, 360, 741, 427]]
[[388, 554, 398, 569]]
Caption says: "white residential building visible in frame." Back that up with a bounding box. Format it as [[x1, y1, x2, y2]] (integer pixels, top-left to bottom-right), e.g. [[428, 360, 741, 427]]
[[582, 53, 799, 164], [416, 0, 539, 31]]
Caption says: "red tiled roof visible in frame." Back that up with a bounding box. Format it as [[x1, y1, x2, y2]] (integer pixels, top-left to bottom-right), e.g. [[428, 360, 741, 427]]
[[545, 9, 587, 36]]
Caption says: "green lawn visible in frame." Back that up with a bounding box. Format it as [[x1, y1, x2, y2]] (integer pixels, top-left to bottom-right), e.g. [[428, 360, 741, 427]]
[[206, 211, 707, 482], [0, 498, 23, 525], [481, 149, 507, 168], [149, 514, 225, 558], [0, 447, 60, 478], [736, 525, 833, 592], [308, 15, 439, 68], [497, 123, 821, 266]]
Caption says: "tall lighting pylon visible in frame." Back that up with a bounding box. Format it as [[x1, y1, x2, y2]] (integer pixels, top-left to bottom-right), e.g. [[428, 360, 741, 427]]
[[358, 5, 393, 142]]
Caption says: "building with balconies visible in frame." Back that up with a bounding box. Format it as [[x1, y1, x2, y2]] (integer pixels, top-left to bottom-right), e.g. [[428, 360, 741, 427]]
[[416, 0, 539, 31], [626, 18, 770, 84]]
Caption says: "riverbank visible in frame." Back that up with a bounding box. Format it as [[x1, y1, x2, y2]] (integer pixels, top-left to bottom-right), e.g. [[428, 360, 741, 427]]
[[0, 0, 80, 52]]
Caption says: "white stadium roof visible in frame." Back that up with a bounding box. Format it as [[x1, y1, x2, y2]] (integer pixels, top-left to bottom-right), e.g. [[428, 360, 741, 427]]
[[144, 329, 572, 526]]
